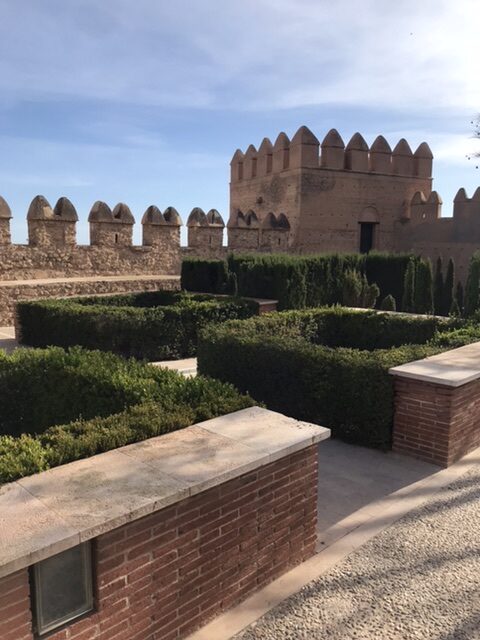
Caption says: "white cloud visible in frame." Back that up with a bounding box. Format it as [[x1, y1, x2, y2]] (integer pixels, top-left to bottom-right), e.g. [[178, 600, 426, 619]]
[[0, 0, 478, 114]]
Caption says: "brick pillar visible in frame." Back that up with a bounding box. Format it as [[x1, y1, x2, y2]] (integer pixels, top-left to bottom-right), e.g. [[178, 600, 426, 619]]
[[392, 376, 480, 467]]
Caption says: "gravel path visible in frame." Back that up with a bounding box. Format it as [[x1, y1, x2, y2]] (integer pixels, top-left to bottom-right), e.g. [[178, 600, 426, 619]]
[[235, 466, 480, 640]]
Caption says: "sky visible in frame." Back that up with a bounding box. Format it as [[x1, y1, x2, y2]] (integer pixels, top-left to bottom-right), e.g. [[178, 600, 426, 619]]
[[0, 0, 479, 245]]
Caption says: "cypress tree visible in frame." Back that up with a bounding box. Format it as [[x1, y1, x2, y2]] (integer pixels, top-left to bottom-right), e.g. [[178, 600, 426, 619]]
[[443, 258, 454, 316], [433, 257, 443, 315], [401, 259, 416, 312], [455, 281, 464, 315], [414, 259, 434, 314], [464, 253, 480, 316]]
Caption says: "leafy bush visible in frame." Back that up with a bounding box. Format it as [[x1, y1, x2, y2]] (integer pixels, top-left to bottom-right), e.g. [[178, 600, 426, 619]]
[[197, 307, 462, 448], [182, 253, 420, 311], [0, 347, 255, 483], [181, 259, 230, 294], [17, 291, 259, 360], [380, 294, 396, 311]]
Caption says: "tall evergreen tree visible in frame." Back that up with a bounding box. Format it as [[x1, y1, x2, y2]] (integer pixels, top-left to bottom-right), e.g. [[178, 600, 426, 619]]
[[433, 256, 443, 315], [442, 258, 455, 316], [464, 253, 480, 316], [414, 259, 434, 314], [455, 281, 464, 315], [402, 259, 416, 312]]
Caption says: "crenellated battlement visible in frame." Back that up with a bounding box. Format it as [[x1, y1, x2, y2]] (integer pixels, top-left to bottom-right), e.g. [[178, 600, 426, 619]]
[[0, 196, 230, 281], [230, 126, 433, 180]]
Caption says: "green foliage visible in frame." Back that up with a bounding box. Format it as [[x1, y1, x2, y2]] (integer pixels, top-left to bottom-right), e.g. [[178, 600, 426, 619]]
[[183, 252, 414, 311], [443, 258, 455, 316], [433, 257, 444, 314], [17, 291, 258, 360], [197, 307, 462, 449], [181, 258, 230, 294], [0, 347, 255, 483], [414, 259, 433, 315], [456, 281, 464, 315], [402, 259, 416, 312], [464, 252, 480, 316], [0, 435, 49, 483], [380, 294, 396, 311], [341, 270, 379, 308]]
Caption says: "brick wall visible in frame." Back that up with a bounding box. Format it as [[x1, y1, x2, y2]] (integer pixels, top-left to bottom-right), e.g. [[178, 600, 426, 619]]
[[392, 377, 480, 466], [0, 446, 318, 640]]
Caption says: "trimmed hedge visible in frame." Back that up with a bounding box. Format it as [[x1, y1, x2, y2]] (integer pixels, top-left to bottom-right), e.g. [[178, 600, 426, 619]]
[[17, 291, 259, 360], [183, 252, 422, 311], [0, 347, 255, 483], [197, 307, 465, 449]]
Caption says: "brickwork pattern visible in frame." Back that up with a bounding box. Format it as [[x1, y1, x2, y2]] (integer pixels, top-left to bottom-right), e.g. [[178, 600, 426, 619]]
[[392, 377, 480, 466], [0, 446, 318, 640]]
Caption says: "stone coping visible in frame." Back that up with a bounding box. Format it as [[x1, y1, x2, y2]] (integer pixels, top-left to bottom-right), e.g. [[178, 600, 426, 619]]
[[0, 407, 329, 579], [389, 341, 480, 387], [0, 274, 180, 287]]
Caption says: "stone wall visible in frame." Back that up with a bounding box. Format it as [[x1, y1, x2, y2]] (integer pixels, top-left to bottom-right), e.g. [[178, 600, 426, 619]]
[[0, 446, 318, 640], [5, 275, 180, 326]]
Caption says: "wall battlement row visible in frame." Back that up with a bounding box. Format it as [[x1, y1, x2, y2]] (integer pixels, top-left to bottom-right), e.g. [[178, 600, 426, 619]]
[[230, 126, 433, 181], [406, 187, 480, 225], [0, 195, 232, 250], [227, 210, 291, 250]]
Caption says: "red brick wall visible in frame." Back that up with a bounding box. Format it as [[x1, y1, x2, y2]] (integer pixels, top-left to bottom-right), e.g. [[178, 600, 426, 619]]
[[392, 377, 480, 466], [0, 570, 33, 640], [0, 445, 318, 640]]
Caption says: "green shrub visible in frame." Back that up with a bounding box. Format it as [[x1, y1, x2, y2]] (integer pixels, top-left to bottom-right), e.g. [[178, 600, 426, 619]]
[[182, 253, 415, 311], [197, 316, 444, 449], [181, 259, 230, 294], [17, 291, 258, 360], [433, 257, 444, 315], [443, 258, 455, 316], [0, 435, 49, 483], [380, 294, 396, 311], [0, 347, 255, 483]]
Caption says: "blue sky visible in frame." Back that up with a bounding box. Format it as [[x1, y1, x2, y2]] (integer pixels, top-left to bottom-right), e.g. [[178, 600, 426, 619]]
[[0, 0, 478, 245]]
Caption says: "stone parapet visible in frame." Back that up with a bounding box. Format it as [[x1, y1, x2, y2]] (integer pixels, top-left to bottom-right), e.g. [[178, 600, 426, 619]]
[[0, 407, 329, 640]]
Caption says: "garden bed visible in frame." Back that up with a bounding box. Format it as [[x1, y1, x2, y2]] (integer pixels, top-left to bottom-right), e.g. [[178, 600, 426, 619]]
[[197, 307, 477, 449], [0, 346, 255, 483], [16, 290, 259, 360]]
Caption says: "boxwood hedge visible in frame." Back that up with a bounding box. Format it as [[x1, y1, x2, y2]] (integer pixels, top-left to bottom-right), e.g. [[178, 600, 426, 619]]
[[16, 290, 259, 360], [0, 346, 255, 483], [197, 307, 468, 449]]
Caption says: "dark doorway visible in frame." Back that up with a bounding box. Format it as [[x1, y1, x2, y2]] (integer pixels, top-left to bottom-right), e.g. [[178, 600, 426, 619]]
[[359, 222, 375, 253]]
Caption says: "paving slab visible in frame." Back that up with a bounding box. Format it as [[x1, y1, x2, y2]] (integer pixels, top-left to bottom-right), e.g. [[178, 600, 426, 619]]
[[121, 425, 270, 495], [200, 406, 330, 461], [390, 340, 480, 386]]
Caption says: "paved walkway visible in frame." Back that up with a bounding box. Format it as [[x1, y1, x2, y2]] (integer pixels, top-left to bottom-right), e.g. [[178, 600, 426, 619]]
[[187, 446, 480, 640], [235, 462, 480, 640]]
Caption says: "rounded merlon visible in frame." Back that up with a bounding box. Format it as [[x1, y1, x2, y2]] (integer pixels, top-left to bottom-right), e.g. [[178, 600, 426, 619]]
[[273, 132, 290, 150], [370, 135, 392, 154], [88, 201, 113, 222], [53, 197, 79, 222], [187, 207, 208, 227], [141, 205, 165, 225], [258, 138, 273, 154], [230, 149, 244, 164], [0, 196, 12, 219], [321, 129, 345, 149], [206, 209, 225, 227], [414, 142, 433, 159], [393, 138, 413, 157], [345, 132, 369, 152], [163, 206, 182, 226], [27, 195, 54, 221], [454, 188, 468, 202], [291, 126, 320, 146], [112, 203, 135, 224]]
